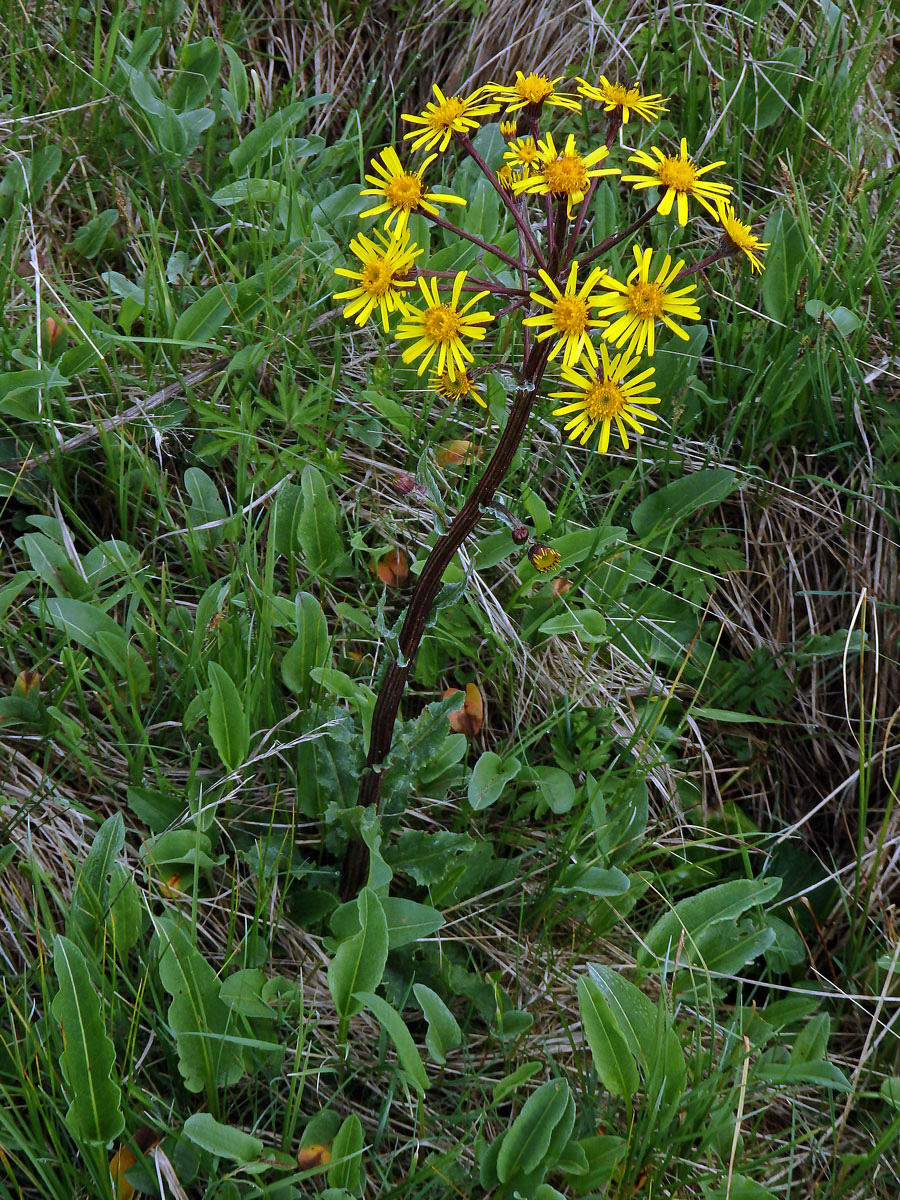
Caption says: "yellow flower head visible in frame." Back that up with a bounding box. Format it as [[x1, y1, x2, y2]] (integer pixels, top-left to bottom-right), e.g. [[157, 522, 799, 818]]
[[576, 76, 667, 123], [622, 138, 732, 225], [395, 272, 493, 380], [512, 132, 619, 218], [528, 543, 562, 573], [485, 71, 581, 114], [717, 200, 769, 273], [430, 367, 487, 407], [401, 84, 501, 153], [524, 260, 608, 369], [597, 245, 701, 359], [333, 227, 422, 330], [550, 344, 660, 454], [503, 136, 541, 171], [361, 146, 466, 233], [496, 164, 521, 191], [499, 120, 519, 141]]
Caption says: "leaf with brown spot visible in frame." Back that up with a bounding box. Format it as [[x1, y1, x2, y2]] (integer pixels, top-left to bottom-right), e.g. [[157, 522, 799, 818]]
[[12, 669, 40, 699], [374, 548, 408, 587], [297, 1142, 332, 1169], [551, 578, 572, 600], [436, 440, 481, 467], [446, 683, 484, 737]]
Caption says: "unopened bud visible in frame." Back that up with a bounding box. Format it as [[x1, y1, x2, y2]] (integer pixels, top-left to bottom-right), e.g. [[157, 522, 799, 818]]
[[512, 526, 529, 545], [394, 472, 417, 495]]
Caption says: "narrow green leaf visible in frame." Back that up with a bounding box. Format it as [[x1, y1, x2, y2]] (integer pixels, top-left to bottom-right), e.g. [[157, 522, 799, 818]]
[[229, 99, 314, 172], [154, 916, 243, 1095], [354, 991, 429, 1093], [578, 976, 639, 1101], [327, 1113, 364, 1193], [172, 283, 237, 345], [281, 592, 329, 703], [327, 888, 388, 1022], [67, 813, 125, 945], [639, 877, 782, 969], [206, 661, 249, 771], [51, 936, 124, 1146], [497, 1079, 570, 1183], [183, 1113, 263, 1162], [298, 465, 344, 575], [413, 984, 461, 1065], [631, 468, 740, 537]]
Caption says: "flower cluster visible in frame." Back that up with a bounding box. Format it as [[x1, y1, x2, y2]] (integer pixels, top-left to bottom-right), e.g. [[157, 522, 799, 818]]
[[333, 68, 768, 446]]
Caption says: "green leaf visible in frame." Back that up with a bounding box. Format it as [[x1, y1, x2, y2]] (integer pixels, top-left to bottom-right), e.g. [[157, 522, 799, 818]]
[[880, 1078, 900, 1110], [331, 897, 443, 949], [578, 976, 639, 1101], [354, 991, 429, 1094], [67, 813, 125, 945], [107, 862, 144, 957], [384, 830, 475, 887], [183, 1113, 263, 1162], [753, 1057, 851, 1091], [492, 1061, 542, 1103], [229, 100, 315, 172], [639, 877, 782, 969], [762, 208, 808, 323], [51, 936, 124, 1145], [298, 465, 344, 575], [468, 751, 521, 811], [183, 466, 228, 546], [154, 915, 244, 1095], [68, 209, 118, 258], [281, 591, 330, 702], [631, 468, 740, 537], [206, 661, 249, 771], [327, 888, 388, 1022], [413, 984, 462, 1065], [497, 1079, 570, 1183], [327, 1113, 364, 1194], [211, 178, 288, 207], [172, 283, 237, 346]]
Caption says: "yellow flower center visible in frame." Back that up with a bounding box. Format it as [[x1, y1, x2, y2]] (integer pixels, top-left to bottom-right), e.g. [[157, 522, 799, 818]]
[[656, 156, 698, 192], [422, 305, 463, 342], [436, 371, 473, 399], [513, 139, 539, 165], [516, 74, 554, 104], [626, 281, 665, 319], [603, 83, 632, 106], [361, 259, 396, 297], [385, 172, 424, 210], [723, 216, 755, 251], [583, 379, 626, 421], [429, 97, 466, 130], [552, 295, 590, 334], [544, 154, 589, 197]]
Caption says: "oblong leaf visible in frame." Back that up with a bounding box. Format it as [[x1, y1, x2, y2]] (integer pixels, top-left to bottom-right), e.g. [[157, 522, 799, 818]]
[[354, 991, 429, 1093], [413, 984, 461, 1065], [183, 1113, 263, 1162], [578, 976, 639, 1101], [327, 888, 388, 1022], [51, 936, 124, 1146], [497, 1079, 570, 1183]]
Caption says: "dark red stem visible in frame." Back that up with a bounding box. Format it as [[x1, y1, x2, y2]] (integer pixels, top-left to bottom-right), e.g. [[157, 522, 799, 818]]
[[339, 338, 552, 898]]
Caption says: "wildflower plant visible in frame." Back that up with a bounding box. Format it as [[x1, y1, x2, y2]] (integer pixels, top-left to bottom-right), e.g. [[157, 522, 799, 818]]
[[334, 68, 768, 895]]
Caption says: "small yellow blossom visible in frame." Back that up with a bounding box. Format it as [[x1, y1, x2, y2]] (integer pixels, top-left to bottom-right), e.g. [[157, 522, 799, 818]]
[[550, 345, 660, 454], [503, 136, 541, 171], [524, 261, 608, 369], [401, 85, 501, 153], [512, 132, 619, 218], [528, 543, 562, 573], [597, 245, 701, 358], [576, 76, 667, 123], [395, 272, 493, 380], [499, 120, 519, 141], [333, 227, 422, 329], [717, 200, 769, 273], [431, 367, 487, 407], [360, 146, 465, 234], [485, 72, 581, 114], [622, 138, 732, 225]]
